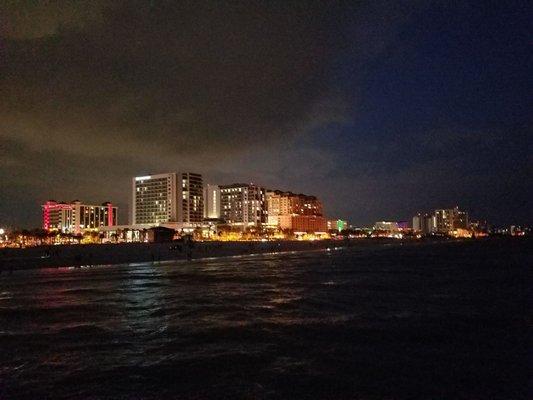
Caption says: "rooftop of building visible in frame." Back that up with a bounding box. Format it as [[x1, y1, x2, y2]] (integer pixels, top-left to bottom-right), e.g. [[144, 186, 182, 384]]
[[220, 183, 262, 189], [134, 172, 203, 180], [43, 200, 116, 207], [266, 190, 318, 200]]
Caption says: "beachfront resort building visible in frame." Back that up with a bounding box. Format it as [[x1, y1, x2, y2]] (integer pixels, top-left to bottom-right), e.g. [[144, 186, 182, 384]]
[[434, 207, 469, 233], [412, 213, 436, 235], [42, 200, 117, 234], [180, 172, 204, 224], [266, 190, 327, 232], [203, 184, 221, 219], [220, 183, 266, 228], [412, 207, 469, 235], [132, 172, 203, 226]]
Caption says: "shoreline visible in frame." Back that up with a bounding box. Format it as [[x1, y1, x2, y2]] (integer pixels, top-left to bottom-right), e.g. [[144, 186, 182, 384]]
[[0, 238, 416, 271], [0, 237, 516, 272]]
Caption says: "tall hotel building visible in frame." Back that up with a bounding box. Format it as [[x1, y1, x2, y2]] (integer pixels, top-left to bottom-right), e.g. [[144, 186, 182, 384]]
[[413, 207, 468, 235], [132, 172, 203, 226], [412, 213, 435, 235], [434, 207, 468, 233], [266, 190, 327, 232], [181, 172, 204, 224], [203, 184, 221, 219], [42, 200, 117, 233], [220, 183, 266, 227]]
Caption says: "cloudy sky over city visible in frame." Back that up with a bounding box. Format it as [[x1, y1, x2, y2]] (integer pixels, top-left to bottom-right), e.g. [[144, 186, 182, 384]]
[[1, 0, 530, 227]]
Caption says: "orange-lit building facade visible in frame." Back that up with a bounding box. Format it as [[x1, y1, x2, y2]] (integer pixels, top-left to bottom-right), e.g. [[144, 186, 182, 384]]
[[266, 191, 327, 232], [290, 215, 328, 232]]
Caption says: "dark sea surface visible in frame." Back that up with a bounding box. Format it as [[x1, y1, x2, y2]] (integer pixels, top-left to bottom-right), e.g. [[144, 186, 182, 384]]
[[0, 238, 530, 399]]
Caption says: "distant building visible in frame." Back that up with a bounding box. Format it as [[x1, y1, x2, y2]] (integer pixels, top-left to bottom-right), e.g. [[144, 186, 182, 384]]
[[42, 200, 117, 233], [434, 207, 468, 233], [180, 172, 204, 224], [265, 190, 281, 226], [509, 225, 528, 236], [327, 219, 349, 232], [220, 183, 266, 227], [413, 213, 436, 235], [470, 220, 489, 236], [203, 184, 221, 219], [42, 201, 72, 232], [266, 190, 326, 232], [397, 221, 409, 230], [412, 214, 422, 231], [374, 221, 399, 231], [292, 215, 328, 233], [132, 172, 203, 226]]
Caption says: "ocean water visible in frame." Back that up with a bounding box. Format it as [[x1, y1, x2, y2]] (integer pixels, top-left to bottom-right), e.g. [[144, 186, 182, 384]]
[[0, 239, 530, 399]]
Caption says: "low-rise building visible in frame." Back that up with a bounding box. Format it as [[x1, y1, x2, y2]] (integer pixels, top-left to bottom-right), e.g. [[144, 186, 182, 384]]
[[42, 200, 117, 234], [374, 221, 399, 231], [327, 219, 349, 232], [291, 215, 328, 233]]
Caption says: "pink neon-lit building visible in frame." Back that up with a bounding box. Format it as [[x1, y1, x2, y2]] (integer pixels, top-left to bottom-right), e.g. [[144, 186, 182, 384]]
[[42, 200, 117, 233]]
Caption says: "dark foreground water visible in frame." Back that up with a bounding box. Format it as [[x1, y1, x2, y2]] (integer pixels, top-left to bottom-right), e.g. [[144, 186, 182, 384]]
[[0, 239, 530, 399]]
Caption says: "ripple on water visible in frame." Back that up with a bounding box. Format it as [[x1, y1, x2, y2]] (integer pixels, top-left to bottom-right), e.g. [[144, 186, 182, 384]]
[[0, 239, 530, 400]]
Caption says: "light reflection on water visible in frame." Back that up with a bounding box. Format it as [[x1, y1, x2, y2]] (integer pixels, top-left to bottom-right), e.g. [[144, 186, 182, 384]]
[[0, 239, 530, 399]]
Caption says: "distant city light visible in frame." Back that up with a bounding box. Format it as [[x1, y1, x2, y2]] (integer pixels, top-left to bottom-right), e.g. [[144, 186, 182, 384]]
[[135, 176, 151, 181]]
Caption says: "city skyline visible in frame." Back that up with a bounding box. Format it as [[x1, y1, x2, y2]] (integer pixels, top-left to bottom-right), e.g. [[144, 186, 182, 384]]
[[4, 169, 527, 242], [3, 168, 529, 230], [1, 2, 531, 228], [33, 172, 488, 235]]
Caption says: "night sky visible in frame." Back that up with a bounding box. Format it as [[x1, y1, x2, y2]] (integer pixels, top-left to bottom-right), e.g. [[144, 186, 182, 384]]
[[1, 1, 531, 228]]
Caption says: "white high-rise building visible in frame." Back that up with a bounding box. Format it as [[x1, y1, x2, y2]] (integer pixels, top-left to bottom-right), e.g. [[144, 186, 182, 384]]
[[203, 184, 221, 219], [132, 173, 177, 225], [220, 183, 266, 227], [132, 172, 203, 226]]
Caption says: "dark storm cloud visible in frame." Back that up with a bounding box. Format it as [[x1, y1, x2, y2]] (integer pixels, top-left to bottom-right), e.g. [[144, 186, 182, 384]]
[[2, 0, 108, 39], [1, 1, 374, 226], [1, 1, 349, 158], [0, 1, 418, 225]]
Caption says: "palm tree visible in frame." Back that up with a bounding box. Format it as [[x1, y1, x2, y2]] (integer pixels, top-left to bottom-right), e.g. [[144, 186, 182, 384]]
[[31, 228, 48, 246]]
